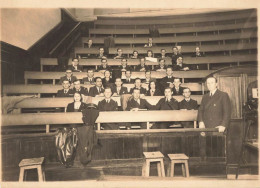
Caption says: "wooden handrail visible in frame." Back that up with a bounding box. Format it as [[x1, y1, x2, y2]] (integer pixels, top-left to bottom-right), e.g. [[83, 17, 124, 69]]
[[49, 22, 81, 55]]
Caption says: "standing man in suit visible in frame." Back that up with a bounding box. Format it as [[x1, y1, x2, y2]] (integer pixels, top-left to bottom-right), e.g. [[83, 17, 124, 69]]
[[98, 87, 119, 130], [179, 87, 198, 128], [112, 78, 128, 96], [135, 57, 149, 72], [172, 78, 184, 96], [67, 58, 83, 72], [198, 77, 231, 132], [88, 77, 105, 97], [57, 80, 74, 97], [82, 69, 95, 85], [159, 67, 175, 93], [72, 79, 89, 97], [130, 78, 147, 95], [153, 87, 179, 129], [96, 47, 106, 59], [123, 70, 135, 84], [58, 69, 77, 85]]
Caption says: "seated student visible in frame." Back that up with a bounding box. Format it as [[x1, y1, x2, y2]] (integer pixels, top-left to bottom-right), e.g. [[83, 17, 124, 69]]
[[97, 87, 119, 130], [67, 58, 83, 72], [131, 50, 139, 59], [130, 78, 147, 95], [142, 70, 156, 84], [102, 70, 114, 88], [82, 69, 95, 85], [146, 81, 162, 96], [192, 46, 204, 57], [179, 87, 198, 128], [112, 78, 128, 96], [88, 77, 105, 97], [66, 92, 88, 112], [155, 59, 167, 71], [135, 57, 149, 72], [119, 58, 132, 72], [156, 49, 169, 59], [114, 48, 126, 59], [96, 47, 107, 59], [126, 88, 153, 111], [59, 69, 77, 85], [171, 46, 181, 65], [159, 67, 175, 93], [172, 77, 184, 96], [146, 50, 153, 58], [72, 79, 89, 97], [57, 80, 74, 97], [123, 70, 135, 84], [85, 39, 93, 48], [97, 58, 111, 72], [144, 37, 156, 47], [173, 56, 191, 71], [153, 87, 179, 129]]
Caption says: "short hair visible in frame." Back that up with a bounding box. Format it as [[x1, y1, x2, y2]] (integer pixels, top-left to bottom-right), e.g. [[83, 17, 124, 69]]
[[161, 49, 166, 52], [133, 50, 138, 54], [95, 77, 102, 82], [166, 66, 173, 71], [115, 77, 122, 82], [104, 70, 111, 75], [206, 76, 218, 83], [62, 79, 70, 84], [125, 70, 132, 74], [117, 48, 122, 52], [101, 58, 107, 63], [177, 56, 183, 59], [66, 69, 73, 72], [196, 46, 200, 49], [73, 79, 80, 84], [147, 50, 153, 54], [121, 58, 127, 62], [164, 87, 172, 92], [174, 77, 181, 82], [183, 87, 191, 92], [87, 69, 94, 72], [99, 47, 104, 50], [135, 78, 141, 82], [133, 88, 140, 92], [159, 58, 165, 62], [172, 46, 178, 50], [72, 57, 79, 62], [88, 39, 92, 42], [104, 87, 112, 91], [145, 70, 151, 74]]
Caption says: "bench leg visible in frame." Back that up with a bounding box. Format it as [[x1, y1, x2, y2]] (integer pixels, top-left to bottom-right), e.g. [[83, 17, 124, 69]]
[[19, 167, 25, 182], [142, 160, 146, 177], [182, 163, 186, 177], [185, 161, 190, 178], [160, 159, 165, 177], [37, 165, 44, 181], [157, 162, 161, 177], [145, 160, 150, 177], [170, 162, 175, 177]]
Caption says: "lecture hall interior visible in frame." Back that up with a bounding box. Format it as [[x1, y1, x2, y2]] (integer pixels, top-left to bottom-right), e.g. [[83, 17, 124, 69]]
[[0, 8, 259, 183]]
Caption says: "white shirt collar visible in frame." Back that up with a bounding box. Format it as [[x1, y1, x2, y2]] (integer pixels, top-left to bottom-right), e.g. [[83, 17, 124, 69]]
[[210, 89, 217, 96], [185, 98, 191, 102]]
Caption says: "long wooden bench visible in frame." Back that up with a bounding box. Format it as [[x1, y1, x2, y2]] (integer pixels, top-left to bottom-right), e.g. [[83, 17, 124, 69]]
[[9, 95, 203, 110], [107, 43, 257, 54], [89, 28, 149, 36], [40, 54, 257, 71], [2, 110, 199, 131], [94, 10, 256, 25], [82, 31, 257, 45]]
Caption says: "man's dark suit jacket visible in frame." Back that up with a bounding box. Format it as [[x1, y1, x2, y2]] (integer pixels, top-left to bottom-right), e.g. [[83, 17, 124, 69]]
[[154, 65, 167, 71], [155, 97, 179, 110], [142, 77, 157, 84], [123, 78, 135, 84], [57, 89, 74, 97], [59, 76, 77, 85], [67, 65, 83, 72], [126, 98, 154, 111], [156, 54, 170, 59], [173, 64, 193, 71], [146, 89, 162, 96], [197, 89, 231, 128], [97, 65, 111, 72], [171, 54, 182, 64], [96, 54, 107, 59], [172, 86, 184, 96], [118, 65, 133, 72], [112, 86, 128, 95], [102, 78, 114, 88], [66, 102, 88, 112], [135, 65, 150, 72], [88, 86, 105, 97], [129, 87, 147, 95], [72, 87, 89, 96], [159, 76, 175, 92], [82, 77, 95, 85], [179, 98, 198, 110], [114, 54, 127, 59], [97, 99, 118, 111]]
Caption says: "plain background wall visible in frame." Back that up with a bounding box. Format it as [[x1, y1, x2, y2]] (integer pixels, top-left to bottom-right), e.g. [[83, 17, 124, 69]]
[[1, 8, 61, 50]]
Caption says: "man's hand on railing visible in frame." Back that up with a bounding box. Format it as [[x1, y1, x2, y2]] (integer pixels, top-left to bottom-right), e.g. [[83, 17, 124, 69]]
[[216, 125, 226, 133], [199, 122, 205, 128]]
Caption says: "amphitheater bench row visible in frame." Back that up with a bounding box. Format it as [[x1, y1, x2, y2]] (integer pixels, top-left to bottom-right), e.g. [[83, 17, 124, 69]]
[[84, 30, 257, 45], [89, 22, 257, 36], [2, 110, 200, 131], [93, 9, 256, 26], [6, 95, 203, 111], [40, 54, 257, 71]]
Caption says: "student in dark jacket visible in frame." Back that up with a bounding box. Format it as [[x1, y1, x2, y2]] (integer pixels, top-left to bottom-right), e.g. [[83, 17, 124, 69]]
[[192, 46, 205, 57], [146, 81, 162, 96], [57, 80, 74, 97], [131, 50, 139, 59], [123, 70, 135, 84], [88, 77, 105, 97], [159, 67, 175, 93], [135, 57, 150, 72], [154, 59, 167, 71], [96, 47, 107, 59], [67, 58, 83, 72], [118, 58, 132, 72], [112, 78, 128, 96], [72, 80, 89, 96], [156, 49, 169, 59], [102, 70, 114, 88], [129, 78, 147, 95], [59, 69, 77, 85], [82, 69, 95, 85], [172, 78, 184, 96], [66, 92, 88, 112], [179, 87, 198, 128], [114, 48, 127, 59], [144, 37, 156, 47], [97, 58, 111, 72], [153, 87, 179, 129], [173, 56, 191, 71], [97, 87, 119, 130], [171, 46, 182, 65]]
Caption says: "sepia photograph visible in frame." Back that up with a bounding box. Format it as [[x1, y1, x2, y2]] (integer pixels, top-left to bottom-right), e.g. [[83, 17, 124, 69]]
[[0, 0, 259, 187]]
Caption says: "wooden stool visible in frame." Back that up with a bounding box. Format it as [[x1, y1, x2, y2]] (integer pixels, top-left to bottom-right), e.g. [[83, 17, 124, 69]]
[[167, 154, 189, 177], [19, 157, 45, 182], [142, 151, 165, 177]]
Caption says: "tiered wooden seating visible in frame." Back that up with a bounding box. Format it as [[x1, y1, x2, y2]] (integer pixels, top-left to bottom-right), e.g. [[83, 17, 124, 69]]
[[89, 28, 149, 37]]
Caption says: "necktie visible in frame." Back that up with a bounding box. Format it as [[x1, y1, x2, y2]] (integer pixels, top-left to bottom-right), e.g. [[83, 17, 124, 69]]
[[106, 100, 109, 103], [117, 88, 120, 95], [64, 90, 68, 94], [128, 79, 130, 83]]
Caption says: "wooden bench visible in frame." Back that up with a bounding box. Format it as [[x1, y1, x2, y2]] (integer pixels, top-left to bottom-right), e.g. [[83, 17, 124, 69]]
[[2, 110, 199, 132], [94, 10, 256, 25], [82, 31, 257, 45]]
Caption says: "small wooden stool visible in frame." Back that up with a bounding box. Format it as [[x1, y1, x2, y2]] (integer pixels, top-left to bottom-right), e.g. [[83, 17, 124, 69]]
[[19, 157, 45, 182], [167, 154, 189, 177], [142, 151, 165, 177]]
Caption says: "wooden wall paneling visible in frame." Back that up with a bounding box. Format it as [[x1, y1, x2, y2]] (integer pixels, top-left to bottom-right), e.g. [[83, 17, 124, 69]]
[[123, 136, 143, 159], [146, 135, 162, 152]]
